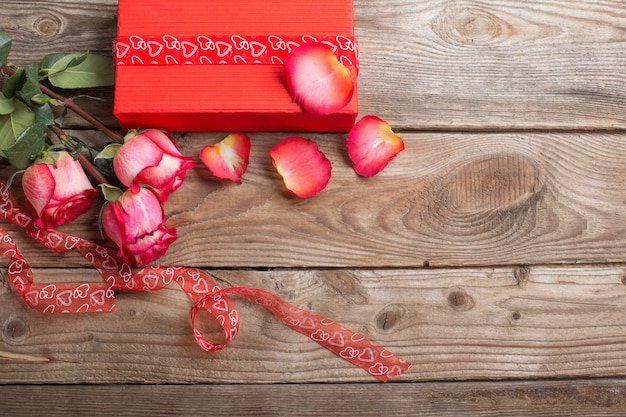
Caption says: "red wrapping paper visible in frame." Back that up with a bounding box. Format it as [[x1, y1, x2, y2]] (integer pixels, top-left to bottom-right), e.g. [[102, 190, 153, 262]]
[[0, 183, 411, 381], [113, 0, 359, 132]]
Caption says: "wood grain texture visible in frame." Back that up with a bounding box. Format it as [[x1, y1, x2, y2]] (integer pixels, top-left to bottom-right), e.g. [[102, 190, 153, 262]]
[[164, 131, 626, 268], [3, 0, 118, 61], [1, 0, 626, 410], [355, 0, 626, 129], [2, 380, 626, 416], [2, 0, 625, 129], [3, 266, 626, 383], [2, 131, 625, 268]]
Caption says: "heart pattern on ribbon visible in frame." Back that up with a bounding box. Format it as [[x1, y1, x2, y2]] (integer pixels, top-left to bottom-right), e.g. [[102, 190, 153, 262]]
[[0, 182, 409, 381], [113, 34, 359, 70]]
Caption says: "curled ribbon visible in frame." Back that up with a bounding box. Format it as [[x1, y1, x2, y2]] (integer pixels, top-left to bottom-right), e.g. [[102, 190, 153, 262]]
[[0, 183, 410, 381]]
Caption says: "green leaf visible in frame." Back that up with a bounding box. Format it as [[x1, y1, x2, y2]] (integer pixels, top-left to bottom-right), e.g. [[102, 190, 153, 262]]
[[18, 62, 43, 104], [41, 53, 89, 80], [100, 183, 123, 202], [48, 53, 115, 88], [4, 121, 48, 170], [41, 52, 66, 70], [93, 143, 119, 180], [32, 102, 55, 126], [64, 53, 89, 69], [124, 129, 139, 142], [0, 95, 15, 115], [0, 31, 12, 65], [0, 100, 35, 157], [2, 68, 26, 98], [95, 143, 121, 160], [31, 93, 51, 105]]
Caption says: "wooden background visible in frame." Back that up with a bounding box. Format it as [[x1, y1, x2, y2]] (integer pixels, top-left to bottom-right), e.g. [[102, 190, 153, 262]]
[[2, 0, 626, 415]]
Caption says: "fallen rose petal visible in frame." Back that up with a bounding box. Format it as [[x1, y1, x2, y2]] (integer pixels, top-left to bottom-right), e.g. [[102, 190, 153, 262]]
[[269, 136, 332, 198], [284, 42, 354, 115], [200, 133, 251, 182], [346, 115, 405, 177]]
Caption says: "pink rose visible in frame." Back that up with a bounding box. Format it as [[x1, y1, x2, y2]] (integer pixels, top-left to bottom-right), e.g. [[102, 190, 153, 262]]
[[102, 187, 177, 266], [22, 151, 99, 229], [113, 129, 195, 202]]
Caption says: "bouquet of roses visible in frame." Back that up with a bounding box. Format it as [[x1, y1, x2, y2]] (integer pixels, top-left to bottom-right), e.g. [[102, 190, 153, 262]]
[[0, 31, 405, 267], [0, 31, 195, 266]]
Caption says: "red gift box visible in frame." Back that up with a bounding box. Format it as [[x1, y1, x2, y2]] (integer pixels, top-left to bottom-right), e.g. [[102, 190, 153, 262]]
[[113, 0, 359, 132]]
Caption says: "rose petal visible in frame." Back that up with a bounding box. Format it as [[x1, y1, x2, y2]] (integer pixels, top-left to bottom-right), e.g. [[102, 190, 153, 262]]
[[22, 163, 55, 217], [284, 42, 354, 115], [269, 136, 332, 198], [346, 115, 405, 177], [200, 133, 251, 183], [22, 151, 98, 229]]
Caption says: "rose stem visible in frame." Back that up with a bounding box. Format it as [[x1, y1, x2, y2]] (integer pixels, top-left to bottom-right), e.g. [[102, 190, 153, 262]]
[[1, 65, 125, 144], [50, 125, 109, 186]]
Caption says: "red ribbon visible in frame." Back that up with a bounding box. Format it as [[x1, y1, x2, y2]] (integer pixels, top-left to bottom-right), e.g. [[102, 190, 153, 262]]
[[113, 34, 359, 68], [0, 183, 410, 381]]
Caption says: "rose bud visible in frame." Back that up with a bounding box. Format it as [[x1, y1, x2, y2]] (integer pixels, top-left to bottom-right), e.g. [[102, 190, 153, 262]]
[[102, 186, 177, 266], [22, 151, 99, 229], [113, 129, 195, 202]]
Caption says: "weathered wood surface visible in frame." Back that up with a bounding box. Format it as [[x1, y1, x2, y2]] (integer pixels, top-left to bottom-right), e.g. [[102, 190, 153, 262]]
[[3, 380, 626, 416], [2, 0, 626, 414], [3, 266, 626, 383], [3, 0, 626, 130], [2, 131, 626, 268]]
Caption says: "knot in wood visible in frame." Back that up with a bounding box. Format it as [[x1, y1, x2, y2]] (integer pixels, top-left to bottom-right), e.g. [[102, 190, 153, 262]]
[[423, 153, 544, 241], [322, 271, 366, 304], [447, 287, 475, 312], [34, 14, 62, 37], [432, 6, 514, 46], [375, 304, 406, 332], [443, 154, 541, 213], [2, 317, 30, 343], [514, 266, 530, 286]]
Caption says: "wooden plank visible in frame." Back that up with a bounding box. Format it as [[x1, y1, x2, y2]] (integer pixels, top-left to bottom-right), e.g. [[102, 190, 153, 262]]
[[2, 131, 625, 268], [3, 266, 626, 383], [2, 0, 118, 61], [2, 0, 625, 130], [355, 0, 626, 130], [3, 380, 626, 416]]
